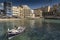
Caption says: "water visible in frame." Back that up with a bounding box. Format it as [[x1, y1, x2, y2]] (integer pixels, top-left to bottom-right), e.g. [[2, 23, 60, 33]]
[[0, 21, 8, 40], [0, 19, 60, 40]]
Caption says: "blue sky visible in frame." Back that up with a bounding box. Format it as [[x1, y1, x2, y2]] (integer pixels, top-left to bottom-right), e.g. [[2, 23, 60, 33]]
[[0, 0, 60, 9]]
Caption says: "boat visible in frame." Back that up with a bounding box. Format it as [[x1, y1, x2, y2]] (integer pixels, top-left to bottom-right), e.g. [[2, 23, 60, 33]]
[[8, 26, 25, 39]]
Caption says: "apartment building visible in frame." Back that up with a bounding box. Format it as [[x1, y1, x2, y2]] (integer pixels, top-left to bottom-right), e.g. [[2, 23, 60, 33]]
[[12, 6, 24, 18], [21, 5, 33, 18], [4, 2, 12, 17], [12, 5, 35, 18], [12, 6, 19, 17], [0, 2, 12, 17]]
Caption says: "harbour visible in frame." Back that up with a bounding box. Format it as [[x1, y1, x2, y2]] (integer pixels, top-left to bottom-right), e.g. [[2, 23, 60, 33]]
[[0, 18, 60, 40]]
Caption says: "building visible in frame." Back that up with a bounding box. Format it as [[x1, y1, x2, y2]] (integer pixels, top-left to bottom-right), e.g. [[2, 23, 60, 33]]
[[39, 6, 53, 17], [52, 4, 60, 16], [48, 6, 51, 12], [0, 2, 12, 17], [30, 10, 35, 18], [12, 5, 35, 18], [19, 5, 34, 18], [12, 6, 20, 17], [18, 6, 24, 18], [21, 5, 32, 18], [4, 2, 12, 17], [12, 6, 24, 18], [34, 9, 43, 18], [40, 6, 51, 12], [0, 3, 4, 15]]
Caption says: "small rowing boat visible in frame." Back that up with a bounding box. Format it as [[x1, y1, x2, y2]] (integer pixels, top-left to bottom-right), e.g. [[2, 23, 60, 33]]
[[8, 26, 25, 39]]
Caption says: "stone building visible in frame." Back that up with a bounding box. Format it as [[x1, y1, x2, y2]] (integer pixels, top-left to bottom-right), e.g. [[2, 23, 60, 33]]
[[12, 6, 20, 17], [34, 9, 43, 18], [21, 5, 33, 18], [12, 5, 35, 18]]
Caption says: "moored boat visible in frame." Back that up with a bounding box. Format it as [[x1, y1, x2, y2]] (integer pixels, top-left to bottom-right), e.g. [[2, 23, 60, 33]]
[[8, 26, 25, 39]]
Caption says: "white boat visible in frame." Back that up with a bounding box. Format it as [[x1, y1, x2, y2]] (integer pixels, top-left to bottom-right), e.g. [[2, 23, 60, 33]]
[[8, 26, 25, 39]]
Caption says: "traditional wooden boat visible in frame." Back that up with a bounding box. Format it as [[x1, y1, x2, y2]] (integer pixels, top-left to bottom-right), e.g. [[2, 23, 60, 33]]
[[8, 27, 25, 39]]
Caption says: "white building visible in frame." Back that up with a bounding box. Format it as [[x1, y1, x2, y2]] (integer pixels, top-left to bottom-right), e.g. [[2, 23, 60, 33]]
[[12, 6, 20, 17], [21, 5, 34, 18], [30, 10, 35, 18], [12, 5, 35, 18]]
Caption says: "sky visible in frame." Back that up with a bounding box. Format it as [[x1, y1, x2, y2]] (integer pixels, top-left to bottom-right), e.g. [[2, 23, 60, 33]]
[[0, 0, 60, 9]]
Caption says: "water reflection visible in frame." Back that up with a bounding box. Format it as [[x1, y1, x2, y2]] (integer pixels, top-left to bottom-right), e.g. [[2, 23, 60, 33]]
[[7, 19, 60, 40], [0, 19, 60, 40], [0, 21, 7, 40]]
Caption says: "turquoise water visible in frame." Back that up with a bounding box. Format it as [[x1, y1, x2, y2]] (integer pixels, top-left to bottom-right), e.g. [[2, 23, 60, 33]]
[[0, 21, 8, 40], [0, 19, 60, 40]]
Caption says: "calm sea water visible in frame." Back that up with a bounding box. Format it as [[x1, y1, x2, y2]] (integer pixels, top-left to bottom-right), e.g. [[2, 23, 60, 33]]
[[0, 19, 60, 40]]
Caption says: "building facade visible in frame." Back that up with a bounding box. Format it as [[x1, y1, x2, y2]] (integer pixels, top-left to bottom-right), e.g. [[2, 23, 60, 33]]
[[18, 6, 24, 18], [12, 6, 24, 18], [12, 5, 35, 18], [0, 2, 12, 17], [29, 10, 35, 18], [34, 9, 43, 18], [12, 6, 20, 17], [48, 6, 51, 12], [4, 2, 12, 17], [21, 5, 33, 18], [0, 3, 4, 15]]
